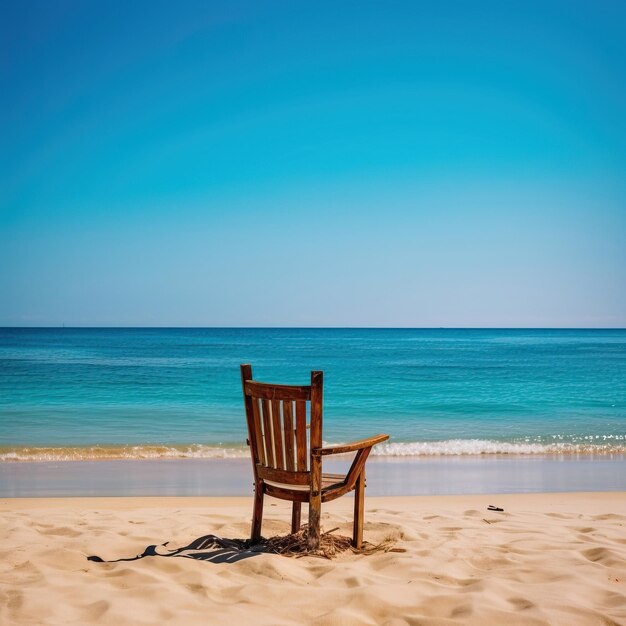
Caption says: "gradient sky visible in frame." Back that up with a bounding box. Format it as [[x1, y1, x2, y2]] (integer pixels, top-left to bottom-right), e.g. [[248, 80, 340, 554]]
[[1, 0, 625, 327]]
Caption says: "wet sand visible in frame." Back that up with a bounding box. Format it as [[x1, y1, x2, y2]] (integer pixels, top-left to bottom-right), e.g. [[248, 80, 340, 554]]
[[2, 454, 626, 497]]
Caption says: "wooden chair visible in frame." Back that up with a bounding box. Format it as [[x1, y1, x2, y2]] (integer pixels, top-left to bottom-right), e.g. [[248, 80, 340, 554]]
[[240, 364, 389, 550]]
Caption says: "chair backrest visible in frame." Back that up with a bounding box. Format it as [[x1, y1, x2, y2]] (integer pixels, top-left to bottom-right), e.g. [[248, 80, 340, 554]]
[[240, 364, 323, 485]]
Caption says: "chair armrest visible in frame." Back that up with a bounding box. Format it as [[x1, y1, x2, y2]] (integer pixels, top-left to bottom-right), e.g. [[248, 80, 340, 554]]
[[312, 434, 389, 456]]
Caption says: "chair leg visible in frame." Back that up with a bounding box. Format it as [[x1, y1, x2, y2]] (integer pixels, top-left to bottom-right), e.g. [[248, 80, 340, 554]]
[[251, 482, 264, 543], [308, 456, 322, 550], [291, 502, 302, 534], [353, 471, 365, 549], [308, 496, 321, 550]]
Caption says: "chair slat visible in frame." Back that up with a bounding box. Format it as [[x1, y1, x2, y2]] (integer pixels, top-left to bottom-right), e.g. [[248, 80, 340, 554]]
[[251, 397, 265, 465], [295, 400, 307, 471], [257, 465, 310, 485], [271, 399, 284, 469], [261, 398, 274, 468], [245, 381, 310, 401], [283, 400, 295, 471]]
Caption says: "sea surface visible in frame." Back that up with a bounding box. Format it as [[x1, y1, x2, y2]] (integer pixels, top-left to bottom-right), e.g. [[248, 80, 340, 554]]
[[1, 328, 625, 461]]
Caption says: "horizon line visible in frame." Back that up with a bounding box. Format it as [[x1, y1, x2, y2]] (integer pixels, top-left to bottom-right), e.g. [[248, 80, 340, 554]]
[[1, 326, 625, 331]]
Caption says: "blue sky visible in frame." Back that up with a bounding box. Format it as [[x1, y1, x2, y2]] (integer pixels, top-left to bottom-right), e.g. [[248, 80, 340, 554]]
[[1, 0, 625, 327]]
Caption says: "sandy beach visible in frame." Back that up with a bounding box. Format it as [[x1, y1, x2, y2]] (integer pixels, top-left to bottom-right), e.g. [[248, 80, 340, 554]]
[[2, 492, 625, 625]]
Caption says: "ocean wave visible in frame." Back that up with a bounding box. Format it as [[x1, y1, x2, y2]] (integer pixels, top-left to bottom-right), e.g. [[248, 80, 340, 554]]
[[1, 438, 625, 461], [0, 445, 250, 462], [371, 439, 626, 456]]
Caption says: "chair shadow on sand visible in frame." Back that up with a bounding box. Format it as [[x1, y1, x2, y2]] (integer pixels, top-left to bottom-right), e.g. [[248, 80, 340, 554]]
[[87, 525, 398, 565], [87, 534, 265, 565]]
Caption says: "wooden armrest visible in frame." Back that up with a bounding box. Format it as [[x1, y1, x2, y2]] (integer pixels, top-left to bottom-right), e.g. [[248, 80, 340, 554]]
[[312, 434, 389, 456]]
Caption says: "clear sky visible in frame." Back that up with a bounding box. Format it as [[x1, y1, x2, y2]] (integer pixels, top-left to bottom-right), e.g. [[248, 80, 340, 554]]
[[1, 0, 625, 327]]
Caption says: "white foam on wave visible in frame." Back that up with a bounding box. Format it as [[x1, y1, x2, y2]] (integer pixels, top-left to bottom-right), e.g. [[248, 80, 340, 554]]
[[0, 444, 250, 462], [371, 439, 626, 456], [2, 438, 625, 462]]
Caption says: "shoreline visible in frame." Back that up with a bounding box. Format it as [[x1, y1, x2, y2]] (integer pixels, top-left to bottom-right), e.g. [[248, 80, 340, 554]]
[[2, 492, 625, 625], [1, 491, 624, 508], [2, 440, 625, 462], [3, 450, 626, 462], [3, 454, 626, 498]]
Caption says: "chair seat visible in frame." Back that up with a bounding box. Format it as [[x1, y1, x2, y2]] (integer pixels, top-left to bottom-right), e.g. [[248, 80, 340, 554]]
[[265, 472, 346, 492], [263, 472, 366, 503]]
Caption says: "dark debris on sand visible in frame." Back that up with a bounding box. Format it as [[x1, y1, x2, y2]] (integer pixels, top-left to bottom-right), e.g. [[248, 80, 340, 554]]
[[255, 525, 405, 559]]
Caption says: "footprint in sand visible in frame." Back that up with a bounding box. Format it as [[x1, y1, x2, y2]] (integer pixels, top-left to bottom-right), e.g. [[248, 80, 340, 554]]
[[580, 547, 622, 567], [82, 600, 110, 620], [12, 560, 43, 584], [603, 591, 626, 608], [40, 526, 81, 538], [5, 590, 23, 611], [591, 513, 626, 521], [185, 583, 206, 595], [508, 597, 535, 610], [450, 603, 473, 618]]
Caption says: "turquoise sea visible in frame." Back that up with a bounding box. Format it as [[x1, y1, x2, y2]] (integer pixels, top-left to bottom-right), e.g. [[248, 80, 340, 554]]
[[1, 328, 625, 461]]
